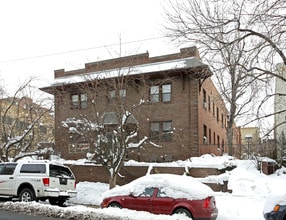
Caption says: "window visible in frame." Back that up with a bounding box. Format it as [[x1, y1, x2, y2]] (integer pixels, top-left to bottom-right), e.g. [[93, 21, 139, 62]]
[[109, 90, 116, 99], [150, 121, 172, 141], [150, 83, 171, 103], [203, 124, 208, 144], [71, 93, 87, 109], [157, 188, 167, 197], [150, 122, 160, 140], [39, 125, 47, 134], [80, 94, 87, 108], [162, 121, 172, 141], [221, 139, 225, 152], [49, 164, 74, 179], [0, 163, 17, 175], [119, 89, 126, 98], [216, 107, 219, 122], [213, 132, 216, 145], [71, 94, 79, 108], [209, 128, 212, 144], [20, 164, 46, 174], [139, 187, 155, 197], [2, 116, 12, 125], [203, 89, 207, 109], [109, 89, 126, 103], [162, 84, 171, 102], [16, 121, 28, 129]]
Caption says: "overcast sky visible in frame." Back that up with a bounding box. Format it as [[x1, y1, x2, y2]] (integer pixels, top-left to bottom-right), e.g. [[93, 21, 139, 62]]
[[0, 0, 180, 93]]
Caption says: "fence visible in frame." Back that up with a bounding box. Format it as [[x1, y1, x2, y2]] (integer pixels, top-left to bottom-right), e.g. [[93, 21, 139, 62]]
[[66, 163, 231, 192]]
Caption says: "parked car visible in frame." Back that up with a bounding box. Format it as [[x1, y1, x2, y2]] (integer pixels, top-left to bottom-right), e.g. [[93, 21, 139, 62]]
[[264, 191, 286, 220], [0, 160, 77, 206], [101, 174, 218, 219]]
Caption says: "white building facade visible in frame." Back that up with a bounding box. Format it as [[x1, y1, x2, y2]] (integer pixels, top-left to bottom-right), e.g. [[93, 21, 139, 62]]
[[274, 64, 286, 159]]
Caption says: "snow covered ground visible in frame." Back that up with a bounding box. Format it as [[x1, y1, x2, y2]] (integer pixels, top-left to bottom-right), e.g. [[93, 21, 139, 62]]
[[1, 155, 286, 220]]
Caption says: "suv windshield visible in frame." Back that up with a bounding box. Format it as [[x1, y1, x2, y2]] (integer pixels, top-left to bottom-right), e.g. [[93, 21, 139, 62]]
[[49, 164, 74, 179]]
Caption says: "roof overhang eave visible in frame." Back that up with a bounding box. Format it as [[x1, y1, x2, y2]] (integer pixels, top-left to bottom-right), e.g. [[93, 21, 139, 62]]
[[39, 64, 212, 94]]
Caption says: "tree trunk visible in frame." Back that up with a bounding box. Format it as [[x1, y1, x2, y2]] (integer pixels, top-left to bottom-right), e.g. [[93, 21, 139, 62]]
[[227, 126, 234, 156], [109, 174, 117, 189]]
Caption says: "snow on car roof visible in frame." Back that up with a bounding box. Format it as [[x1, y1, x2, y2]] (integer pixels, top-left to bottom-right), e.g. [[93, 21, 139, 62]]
[[102, 173, 214, 201]]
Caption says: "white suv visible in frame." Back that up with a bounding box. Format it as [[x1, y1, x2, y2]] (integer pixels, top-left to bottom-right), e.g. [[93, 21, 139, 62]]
[[0, 160, 77, 206]]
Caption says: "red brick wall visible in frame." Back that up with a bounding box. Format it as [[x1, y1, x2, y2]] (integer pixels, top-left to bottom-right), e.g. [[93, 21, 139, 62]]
[[198, 78, 229, 156]]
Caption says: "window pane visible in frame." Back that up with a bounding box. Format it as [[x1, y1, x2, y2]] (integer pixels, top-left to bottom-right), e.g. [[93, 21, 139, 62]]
[[71, 95, 79, 108], [140, 187, 155, 197], [162, 84, 171, 93], [81, 94, 87, 101], [72, 95, 79, 102], [162, 121, 172, 141], [50, 164, 74, 178], [150, 86, 159, 102], [20, 164, 46, 173], [109, 90, 116, 99], [151, 122, 160, 131], [150, 122, 160, 140], [81, 94, 87, 108], [151, 94, 159, 102], [162, 93, 171, 102], [162, 121, 172, 131], [150, 86, 159, 95]]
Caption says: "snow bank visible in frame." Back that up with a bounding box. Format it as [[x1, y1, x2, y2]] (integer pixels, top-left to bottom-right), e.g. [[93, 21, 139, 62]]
[[0, 202, 189, 220], [125, 154, 237, 169]]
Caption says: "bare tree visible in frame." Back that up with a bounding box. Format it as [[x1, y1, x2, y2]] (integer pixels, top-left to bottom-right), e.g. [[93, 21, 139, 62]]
[[0, 77, 54, 161], [164, 0, 286, 155], [59, 67, 154, 189]]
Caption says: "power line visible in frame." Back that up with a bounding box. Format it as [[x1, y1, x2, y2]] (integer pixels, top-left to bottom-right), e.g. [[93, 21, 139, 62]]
[[0, 36, 167, 64]]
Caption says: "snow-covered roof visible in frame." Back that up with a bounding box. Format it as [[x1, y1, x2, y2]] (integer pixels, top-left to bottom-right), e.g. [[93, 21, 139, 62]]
[[45, 57, 209, 89]]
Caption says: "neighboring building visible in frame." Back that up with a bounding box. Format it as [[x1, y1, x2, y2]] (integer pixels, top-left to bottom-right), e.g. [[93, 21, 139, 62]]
[[240, 127, 260, 159], [274, 64, 286, 159], [41, 46, 239, 162], [0, 96, 54, 158]]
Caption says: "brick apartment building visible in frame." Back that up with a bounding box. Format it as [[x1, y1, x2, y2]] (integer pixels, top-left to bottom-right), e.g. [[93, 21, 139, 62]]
[[41, 46, 239, 162]]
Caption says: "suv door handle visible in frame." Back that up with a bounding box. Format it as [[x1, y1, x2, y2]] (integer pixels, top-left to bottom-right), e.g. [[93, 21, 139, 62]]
[[9, 177, 14, 179]]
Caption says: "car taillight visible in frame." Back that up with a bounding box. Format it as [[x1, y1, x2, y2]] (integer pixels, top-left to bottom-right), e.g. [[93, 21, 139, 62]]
[[204, 197, 211, 208], [74, 181, 77, 189], [273, 205, 281, 212], [42, 178, 50, 186]]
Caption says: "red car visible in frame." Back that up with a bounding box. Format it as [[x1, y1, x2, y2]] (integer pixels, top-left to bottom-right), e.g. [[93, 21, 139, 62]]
[[101, 174, 218, 219]]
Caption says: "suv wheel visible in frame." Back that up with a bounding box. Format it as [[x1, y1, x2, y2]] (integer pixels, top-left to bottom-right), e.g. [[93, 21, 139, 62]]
[[19, 188, 35, 202]]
